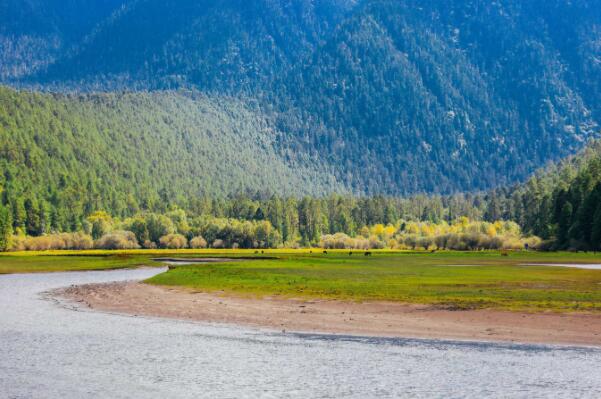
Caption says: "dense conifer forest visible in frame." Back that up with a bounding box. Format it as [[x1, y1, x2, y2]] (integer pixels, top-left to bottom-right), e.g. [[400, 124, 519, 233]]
[[2, 0, 600, 194], [2, 95, 601, 251], [1, 1, 600, 251]]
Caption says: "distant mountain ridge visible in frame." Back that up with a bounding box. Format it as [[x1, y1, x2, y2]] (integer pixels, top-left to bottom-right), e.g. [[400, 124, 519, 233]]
[[1, 0, 600, 195]]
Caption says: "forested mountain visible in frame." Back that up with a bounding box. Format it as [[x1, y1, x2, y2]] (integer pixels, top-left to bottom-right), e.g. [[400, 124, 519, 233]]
[[286, 0, 600, 193], [1, 0, 600, 195], [0, 0, 127, 80], [0, 87, 340, 231], [1, 80, 600, 249], [485, 141, 601, 250]]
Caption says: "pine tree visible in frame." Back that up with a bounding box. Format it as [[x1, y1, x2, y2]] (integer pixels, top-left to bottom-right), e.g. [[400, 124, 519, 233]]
[[0, 205, 13, 251], [578, 183, 601, 248], [591, 204, 601, 252], [557, 202, 573, 249], [12, 199, 26, 233], [24, 198, 41, 236]]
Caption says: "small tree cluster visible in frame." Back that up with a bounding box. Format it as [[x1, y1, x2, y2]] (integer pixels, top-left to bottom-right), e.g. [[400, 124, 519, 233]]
[[320, 218, 539, 251], [189, 236, 208, 249], [95, 231, 140, 250], [159, 234, 188, 249]]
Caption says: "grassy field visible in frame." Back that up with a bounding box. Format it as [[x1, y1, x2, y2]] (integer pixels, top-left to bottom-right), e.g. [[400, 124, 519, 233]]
[[146, 250, 601, 312], [0, 254, 159, 274], [2, 249, 601, 312], [0, 248, 296, 274]]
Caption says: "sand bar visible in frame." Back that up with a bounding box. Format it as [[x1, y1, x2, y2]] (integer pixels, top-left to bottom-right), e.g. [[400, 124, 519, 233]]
[[57, 282, 601, 347]]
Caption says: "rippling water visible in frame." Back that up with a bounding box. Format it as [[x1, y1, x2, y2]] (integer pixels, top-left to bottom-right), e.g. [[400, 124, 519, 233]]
[[1, 269, 601, 398]]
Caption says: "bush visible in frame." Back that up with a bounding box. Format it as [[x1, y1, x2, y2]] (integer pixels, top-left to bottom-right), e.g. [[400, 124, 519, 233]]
[[143, 240, 157, 249], [523, 236, 542, 249], [10, 233, 94, 251], [501, 237, 525, 250], [96, 231, 140, 250], [159, 234, 188, 249], [535, 239, 556, 251], [417, 236, 434, 250], [189, 236, 208, 249], [319, 233, 379, 249], [477, 235, 504, 250]]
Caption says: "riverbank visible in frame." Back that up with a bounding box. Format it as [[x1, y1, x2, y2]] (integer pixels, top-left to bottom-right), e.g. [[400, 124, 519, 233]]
[[58, 281, 601, 347]]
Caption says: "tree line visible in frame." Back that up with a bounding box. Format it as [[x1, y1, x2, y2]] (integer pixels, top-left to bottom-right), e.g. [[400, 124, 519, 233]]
[[1, 83, 599, 255], [1, 192, 535, 251], [484, 141, 601, 251], [3, 137, 601, 251]]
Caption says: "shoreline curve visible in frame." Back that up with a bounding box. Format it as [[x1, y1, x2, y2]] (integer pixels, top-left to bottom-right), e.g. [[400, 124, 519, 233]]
[[55, 281, 601, 347]]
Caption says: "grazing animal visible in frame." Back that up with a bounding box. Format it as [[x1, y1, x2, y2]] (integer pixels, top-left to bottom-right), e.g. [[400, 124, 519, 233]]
[[323, 250, 328, 255], [349, 251, 353, 256], [364, 251, 372, 256]]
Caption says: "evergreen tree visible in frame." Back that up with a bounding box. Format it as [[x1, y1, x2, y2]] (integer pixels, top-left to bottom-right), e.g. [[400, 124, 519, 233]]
[[577, 183, 601, 248], [0, 205, 13, 251], [591, 204, 601, 252], [12, 199, 26, 233], [24, 198, 42, 236], [557, 202, 573, 248]]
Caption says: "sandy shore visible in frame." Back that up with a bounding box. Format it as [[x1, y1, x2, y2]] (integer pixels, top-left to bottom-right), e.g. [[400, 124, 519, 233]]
[[57, 282, 601, 347]]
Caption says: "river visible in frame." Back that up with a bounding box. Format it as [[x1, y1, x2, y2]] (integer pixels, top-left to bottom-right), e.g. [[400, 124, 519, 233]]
[[1, 268, 601, 398]]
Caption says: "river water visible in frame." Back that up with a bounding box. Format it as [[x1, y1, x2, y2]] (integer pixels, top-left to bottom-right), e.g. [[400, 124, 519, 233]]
[[1, 268, 601, 399]]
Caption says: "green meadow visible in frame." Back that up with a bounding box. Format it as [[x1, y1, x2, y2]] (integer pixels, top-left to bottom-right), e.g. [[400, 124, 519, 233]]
[[0, 254, 157, 274], [2, 250, 601, 312], [146, 250, 601, 312]]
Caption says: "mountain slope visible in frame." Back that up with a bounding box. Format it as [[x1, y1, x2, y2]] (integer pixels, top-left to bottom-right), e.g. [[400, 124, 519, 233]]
[[280, 0, 600, 193], [0, 86, 341, 229], [485, 140, 601, 250], [0, 0, 127, 80], [31, 0, 357, 91], [1, 0, 600, 195]]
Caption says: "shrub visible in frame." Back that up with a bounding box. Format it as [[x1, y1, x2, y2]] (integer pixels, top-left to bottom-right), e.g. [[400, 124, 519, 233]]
[[368, 235, 385, 249], [417, 236, 434, 250], [159, 234, 188, 249], [143, 240, 157, 249], [9, 235, 26, 251], [96, 231, 140, 250], [523, 236, 542, 249], [501, 237, 525, 250], [319, 233, 379, 249], [10, 233, 94, 251], [189, 236, 208, 249], [434, 234, 450, 250], [68, 232, 95, 250], [535, 239, 556, 251], [477, 235, 504, 250]]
